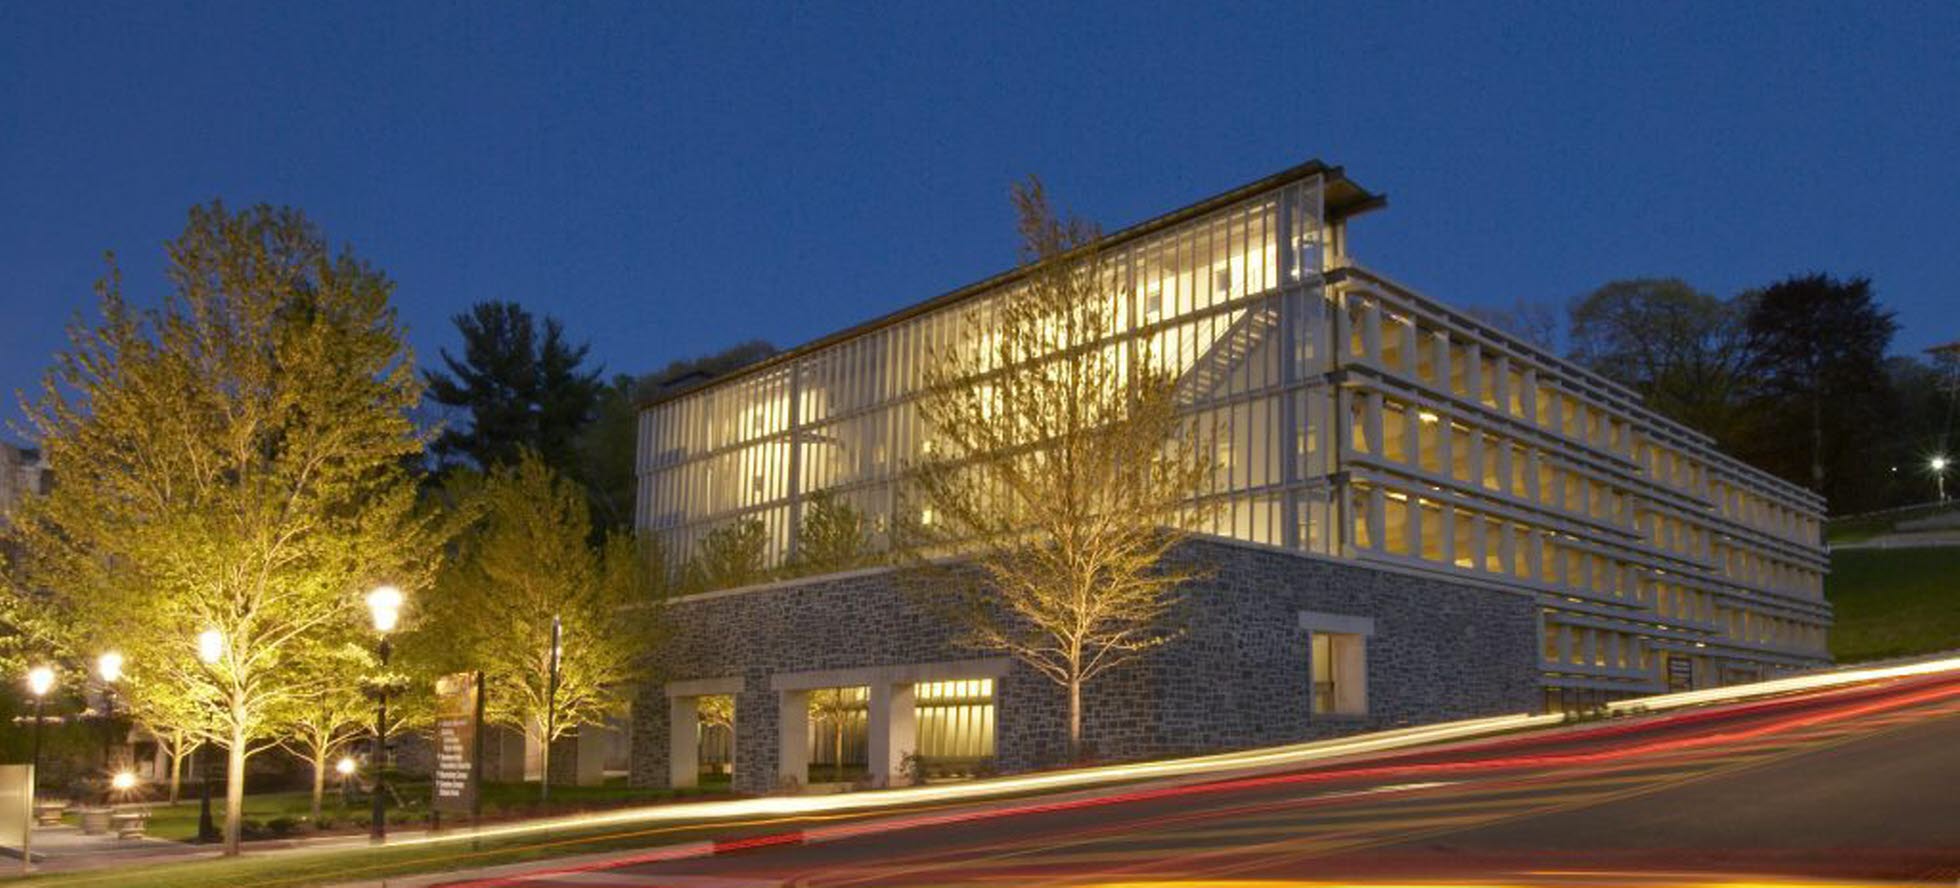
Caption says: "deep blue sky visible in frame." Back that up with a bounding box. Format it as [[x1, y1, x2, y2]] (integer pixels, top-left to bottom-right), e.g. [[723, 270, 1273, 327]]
[[5, 3, 1958, 443]]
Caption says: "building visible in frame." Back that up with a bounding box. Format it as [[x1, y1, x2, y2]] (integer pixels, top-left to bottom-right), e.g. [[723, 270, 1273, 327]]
[[0, 442, 51, 527], [628, 160, 1831, 794]]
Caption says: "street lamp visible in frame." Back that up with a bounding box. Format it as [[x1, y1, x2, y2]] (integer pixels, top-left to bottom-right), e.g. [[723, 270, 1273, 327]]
[[336, 755, 357, 806], [198, 629, 224, 666], [26, 666, 55, 794], [366, 585, 404, 843], [21, 666, 51, 877], [96, 651, 126, 804], [195, 630, 221, 843], [1933, 455, 1950, 503]]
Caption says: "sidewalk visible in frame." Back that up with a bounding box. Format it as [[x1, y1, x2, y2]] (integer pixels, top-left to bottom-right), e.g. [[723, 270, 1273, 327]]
[[12, 823, 212, 875]]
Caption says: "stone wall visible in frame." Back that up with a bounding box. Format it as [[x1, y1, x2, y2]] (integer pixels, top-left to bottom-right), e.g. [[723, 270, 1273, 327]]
[[631, 539, 1541, 794]]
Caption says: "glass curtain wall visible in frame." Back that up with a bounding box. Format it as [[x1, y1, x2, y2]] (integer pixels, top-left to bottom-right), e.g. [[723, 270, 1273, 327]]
[[640, 176, 1338, 572]]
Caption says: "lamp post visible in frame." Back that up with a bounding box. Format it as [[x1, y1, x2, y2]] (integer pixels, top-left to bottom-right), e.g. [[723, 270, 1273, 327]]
[[96, 652, 124, 797], [196, 629, 222, 844], [25, 665, 55, 794], [22, 666, 52, 877], [336, 756, 356, 807], [1933, 456, 1950, 503], [366, 585, 403, 844]]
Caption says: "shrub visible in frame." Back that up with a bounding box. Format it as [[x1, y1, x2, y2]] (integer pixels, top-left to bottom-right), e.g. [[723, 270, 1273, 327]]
[[266, 816, 302, 838]]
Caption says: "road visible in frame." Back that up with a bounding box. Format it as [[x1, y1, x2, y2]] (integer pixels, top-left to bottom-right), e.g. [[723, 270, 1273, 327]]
[[447, 671, 1960, 887]]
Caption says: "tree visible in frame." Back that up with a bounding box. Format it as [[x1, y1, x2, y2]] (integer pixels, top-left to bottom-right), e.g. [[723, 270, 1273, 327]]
[[425, 301, 604, 478], [1742, 273, 1898, 508], [1568, 278, 1756, 448], [794, 490, 872, 575], [275, 642, 375, 824], [1465, 297, 1562, 352], [634, 340, 778, 403], [429, 452, 660, 801], [577, 374, 642, 533], [118, 672, 213, 805], [808, 688, 855, 784], [10, 202, 438, 855], [906, 178, 1214, 760], [686, 516, 769, 592]]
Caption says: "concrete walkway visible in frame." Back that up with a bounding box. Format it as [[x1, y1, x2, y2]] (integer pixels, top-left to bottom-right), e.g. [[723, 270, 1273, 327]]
[[10, 823, 213, 875]]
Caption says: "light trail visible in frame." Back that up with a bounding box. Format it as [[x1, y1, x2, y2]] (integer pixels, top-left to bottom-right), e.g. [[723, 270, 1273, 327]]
[[332, 652, 1960, 860], [442, 669, 1960, 888]]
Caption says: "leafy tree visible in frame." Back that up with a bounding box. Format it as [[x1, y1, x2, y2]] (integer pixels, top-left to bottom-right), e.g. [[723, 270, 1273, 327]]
[[906, 178, 1214, 760], [634, 340, 778, 403], [275, 642, 375, 823], [9, 202, 439, 855], [1465, 297, 1561, 352], [1742, 273, 1898, 509], [808, 688, 856, 783], [425, 301, 604, 478], [687, 516, 769, 592], [794, 490, 872, 574], [119, 670, 215, 805], [1568, 278, 1757, 448], [428, 452, 660, 801]]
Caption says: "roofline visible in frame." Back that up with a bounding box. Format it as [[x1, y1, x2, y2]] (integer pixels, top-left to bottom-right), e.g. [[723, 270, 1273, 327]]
[[638, 158, 1384, 409]]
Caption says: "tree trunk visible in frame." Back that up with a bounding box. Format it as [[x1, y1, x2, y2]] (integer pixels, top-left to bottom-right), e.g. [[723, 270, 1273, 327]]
[[1067, 677, 1082, 763], [166, 734, 186, 805], [224, 725, 247, 856], [536, 725, 551, 803], [834, 723, 844, 784], [310, 754, 326, 824]]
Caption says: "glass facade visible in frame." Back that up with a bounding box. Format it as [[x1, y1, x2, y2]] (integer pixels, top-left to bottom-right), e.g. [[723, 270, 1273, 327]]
[[639, 164, 1831, 701]]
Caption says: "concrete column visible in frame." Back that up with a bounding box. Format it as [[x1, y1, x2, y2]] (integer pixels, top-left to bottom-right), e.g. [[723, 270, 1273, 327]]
[[777, 689, 810, 789], [1362, 300, 1383, 366], [1438, 503, 1456, 566], [1364, 392, 1385, 457], [867, 682, 917, 788], [668, 697, 700, 790], [1494, 355, 1511, 414]]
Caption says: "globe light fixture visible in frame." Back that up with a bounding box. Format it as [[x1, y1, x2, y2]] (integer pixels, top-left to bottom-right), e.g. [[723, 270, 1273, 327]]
[[198, 629, 224, 665], [336, 756, 357, 777], [97, 651, 125, 684], [111, 771, 137, 792], [366, 585, 404, 635], [26, 665, 54, 698]]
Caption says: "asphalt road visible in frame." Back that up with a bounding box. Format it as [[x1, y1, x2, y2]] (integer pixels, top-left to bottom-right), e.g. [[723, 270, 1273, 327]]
[[452, 672, 1960, 887]]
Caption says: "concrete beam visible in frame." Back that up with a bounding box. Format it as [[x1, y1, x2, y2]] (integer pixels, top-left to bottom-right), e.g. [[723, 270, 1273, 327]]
[[767, 657, 1011, 693]]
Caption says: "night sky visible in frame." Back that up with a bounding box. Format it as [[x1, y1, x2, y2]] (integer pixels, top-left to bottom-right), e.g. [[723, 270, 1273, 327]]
[[5, 2, 1957, 442]]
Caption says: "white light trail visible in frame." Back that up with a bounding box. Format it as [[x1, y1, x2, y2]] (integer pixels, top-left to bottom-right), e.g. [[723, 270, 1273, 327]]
[[304, 651, 1960, 855]]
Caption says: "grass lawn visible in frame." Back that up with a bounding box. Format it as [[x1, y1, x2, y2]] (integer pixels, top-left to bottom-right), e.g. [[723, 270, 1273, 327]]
[[1827, 546, 1960, 662]]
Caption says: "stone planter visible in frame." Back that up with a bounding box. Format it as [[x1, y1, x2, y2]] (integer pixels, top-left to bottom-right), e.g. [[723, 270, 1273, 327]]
[[32, 801, 65, 826], [78, 806, 112, 835]]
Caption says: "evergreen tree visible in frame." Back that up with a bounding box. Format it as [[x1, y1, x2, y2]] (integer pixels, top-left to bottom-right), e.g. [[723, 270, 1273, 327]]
[[425, 301, 603, 478]]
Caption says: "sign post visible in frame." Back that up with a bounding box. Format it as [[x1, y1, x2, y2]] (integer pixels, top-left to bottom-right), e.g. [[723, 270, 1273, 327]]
[[432, 672, 483, 828]]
